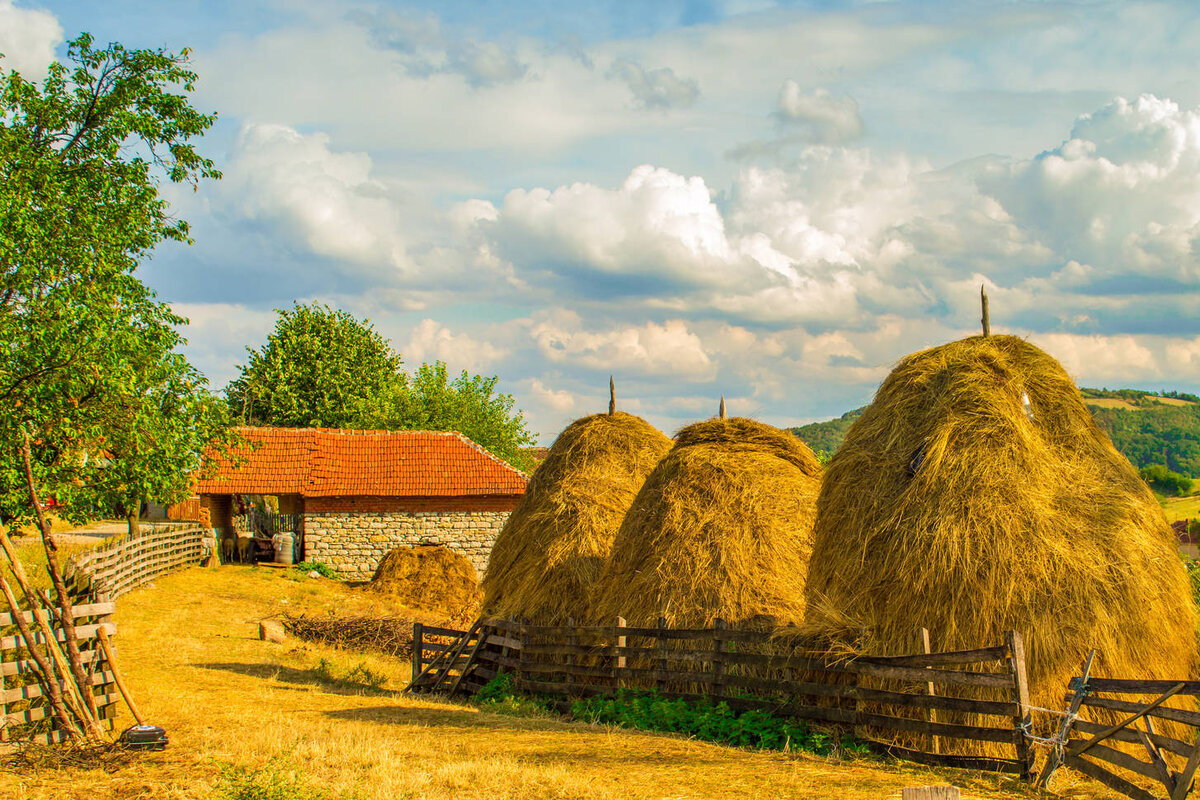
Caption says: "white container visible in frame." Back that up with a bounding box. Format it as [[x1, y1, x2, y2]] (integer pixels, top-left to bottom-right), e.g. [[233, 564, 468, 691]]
[[275, 532, 295, 565]]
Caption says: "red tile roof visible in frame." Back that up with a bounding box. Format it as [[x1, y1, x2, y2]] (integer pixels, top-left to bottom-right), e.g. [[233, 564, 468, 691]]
[[195, 427, 527, 498]]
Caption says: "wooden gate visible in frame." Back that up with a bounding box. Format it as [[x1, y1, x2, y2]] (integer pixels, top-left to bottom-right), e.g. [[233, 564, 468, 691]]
[[1045, 676, 1200, 800]]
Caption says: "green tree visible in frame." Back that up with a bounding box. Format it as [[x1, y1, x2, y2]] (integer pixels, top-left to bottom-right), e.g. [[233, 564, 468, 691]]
[[1140, 464, 1194, 496], [225, 303, 406, 428], [361, 361, 537, 472], [0, 34, 230, 531], [229, 305, 536, 470]]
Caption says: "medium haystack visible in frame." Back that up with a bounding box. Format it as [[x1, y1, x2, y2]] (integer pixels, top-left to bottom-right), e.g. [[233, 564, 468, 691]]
[[481, 410, 672, 623], [368, 546, 481, 619], [590, 416, 822, 628], [805, 334, 1199, 723]]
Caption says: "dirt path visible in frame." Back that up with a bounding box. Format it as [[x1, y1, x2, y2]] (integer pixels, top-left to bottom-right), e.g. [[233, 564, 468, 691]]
[[0, 566, 1120, 800]]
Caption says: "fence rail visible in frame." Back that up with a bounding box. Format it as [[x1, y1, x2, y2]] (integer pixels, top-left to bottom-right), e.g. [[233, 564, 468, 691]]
[[410, 617, 1033, 777], [0, 601, 118, 744], [65, 524, 211, 600]]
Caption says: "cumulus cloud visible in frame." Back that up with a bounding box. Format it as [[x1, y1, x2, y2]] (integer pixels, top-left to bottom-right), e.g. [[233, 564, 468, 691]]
[[774, 82, 864, 143], [528, 378, 576, 414], [404, 319, 504, 372], [223, 123, 409, 270], [530, 311, 715, 379], [0, 0, 62, 77], [608, 58, 700, 110]]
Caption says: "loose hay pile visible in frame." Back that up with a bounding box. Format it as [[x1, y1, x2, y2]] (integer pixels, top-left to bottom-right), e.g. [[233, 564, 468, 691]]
[[368, 546, 481, 620], [804, 334, 1199, 745], [590, 416, 822, 629], [481, 411, 672, 623]]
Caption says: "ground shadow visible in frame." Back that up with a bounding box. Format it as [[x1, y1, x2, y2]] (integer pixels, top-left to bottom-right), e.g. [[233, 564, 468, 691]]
[[194, 662, 399, 699]]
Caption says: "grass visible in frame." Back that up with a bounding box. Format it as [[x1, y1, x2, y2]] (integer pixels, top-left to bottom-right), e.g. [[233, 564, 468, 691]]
[[1162, 494, 1200, 523], [0, 565, 1120, 800]]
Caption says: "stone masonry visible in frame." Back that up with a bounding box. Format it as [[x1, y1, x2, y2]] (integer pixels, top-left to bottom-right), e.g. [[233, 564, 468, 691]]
[[304, 510, 510, 580]]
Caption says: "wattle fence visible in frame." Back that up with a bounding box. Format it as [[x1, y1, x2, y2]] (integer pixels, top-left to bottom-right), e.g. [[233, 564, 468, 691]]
[[64, 524, 214, 600]]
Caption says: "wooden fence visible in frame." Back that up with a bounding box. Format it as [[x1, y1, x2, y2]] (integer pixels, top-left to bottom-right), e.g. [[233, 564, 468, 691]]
[[0, 600, 118, 744], [65, 524, 211, 600], [411, 618, 1034, 777], [1051, 676, 1200, 800]]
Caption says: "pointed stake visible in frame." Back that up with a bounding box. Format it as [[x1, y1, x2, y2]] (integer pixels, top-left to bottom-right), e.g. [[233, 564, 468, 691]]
[[981, 284, 991, 337], [719, 395, 727, 419], [608, 376, 616, 416]]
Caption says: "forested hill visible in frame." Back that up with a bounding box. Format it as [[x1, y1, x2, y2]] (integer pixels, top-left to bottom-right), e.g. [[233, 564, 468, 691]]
[[790, 389, 1200, 477]]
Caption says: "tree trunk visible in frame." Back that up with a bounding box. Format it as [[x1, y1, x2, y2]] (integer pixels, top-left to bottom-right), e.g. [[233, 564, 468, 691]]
[[126, 503, 140, 537]]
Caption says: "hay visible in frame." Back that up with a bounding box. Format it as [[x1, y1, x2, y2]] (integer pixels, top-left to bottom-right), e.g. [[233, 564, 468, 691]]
[[589, 416, 822, 629], [367, 546, 481, 619], [481, 411, 672, 623], [804, 334, 1199, 747]]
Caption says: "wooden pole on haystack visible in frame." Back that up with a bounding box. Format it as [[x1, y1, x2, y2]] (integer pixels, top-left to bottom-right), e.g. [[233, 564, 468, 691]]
[[981, 285, 991, 337], [609, 376, 616, 416], [719, 395, 727, 419]]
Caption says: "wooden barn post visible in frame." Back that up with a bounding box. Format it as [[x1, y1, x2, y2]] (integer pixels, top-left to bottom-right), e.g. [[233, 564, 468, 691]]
[[411, 622, 424, 685], [1006, 630, 1034, 779]]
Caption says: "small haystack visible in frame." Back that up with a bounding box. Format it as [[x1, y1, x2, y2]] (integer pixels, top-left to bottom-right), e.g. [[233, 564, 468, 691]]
[[805, 334, 1199, 719], [368, 546, 481, 619], [589, 415, 822, 628], [481, 395, 673, 623]]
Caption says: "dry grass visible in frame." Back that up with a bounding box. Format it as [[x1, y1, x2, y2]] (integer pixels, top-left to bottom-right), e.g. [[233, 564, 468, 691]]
[[806, 335, 1199, 752], [590, 417, 821, 629], [0, 564, 1119, 799], [1163, 493, 1200, 523]]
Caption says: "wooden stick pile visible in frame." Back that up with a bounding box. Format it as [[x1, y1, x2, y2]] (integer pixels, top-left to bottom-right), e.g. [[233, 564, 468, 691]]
[[0, 429, 130, 745], [280, 612, 428, 658]]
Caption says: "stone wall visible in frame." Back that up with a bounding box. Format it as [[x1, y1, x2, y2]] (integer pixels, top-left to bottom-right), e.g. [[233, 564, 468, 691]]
[[303, 509, 511, 580]]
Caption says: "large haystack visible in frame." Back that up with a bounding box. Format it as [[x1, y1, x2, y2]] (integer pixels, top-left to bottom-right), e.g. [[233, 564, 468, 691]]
[[589, 416, 822, 628], [806, 334, 1199, 715], [481, 411, 672, 623], [368, 546, 481, 619]]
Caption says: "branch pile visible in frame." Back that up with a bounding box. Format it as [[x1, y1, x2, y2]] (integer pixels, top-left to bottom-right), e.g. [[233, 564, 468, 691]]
[[280, 612, 438, 658]]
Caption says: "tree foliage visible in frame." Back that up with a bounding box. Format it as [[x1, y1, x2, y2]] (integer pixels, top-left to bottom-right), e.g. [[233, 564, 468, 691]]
[[0, 34, 231, 529], [225, 303, 406, 429], [228, 304, 536, 470]]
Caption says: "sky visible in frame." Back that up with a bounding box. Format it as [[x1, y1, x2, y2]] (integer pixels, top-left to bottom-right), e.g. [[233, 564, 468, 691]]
[[7, 0, 1200, 442]]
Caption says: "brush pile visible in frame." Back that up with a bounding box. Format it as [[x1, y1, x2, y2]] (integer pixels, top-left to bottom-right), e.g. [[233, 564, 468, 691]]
[[280, 612, 421, 657], [804, 334, 1199, 747], [482, 410, 672, 623], [589, 416, 822, 629]]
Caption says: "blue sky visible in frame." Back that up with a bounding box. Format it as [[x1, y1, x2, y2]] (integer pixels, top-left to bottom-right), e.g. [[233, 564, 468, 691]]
[[7, 0, 1200, 441]]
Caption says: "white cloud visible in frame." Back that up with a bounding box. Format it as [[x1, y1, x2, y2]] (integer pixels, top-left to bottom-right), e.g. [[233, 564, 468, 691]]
[[223, 123, 409, 271], [530, 311, 715, 380], [171, 302, 279, 390], [1032, 333, 1160, 383], [0, 1, 61, 78], [774, 82, 863, 143], [404, 319, 504, 372], [608, 58, 700, 110], [528, 378, 576, 414]]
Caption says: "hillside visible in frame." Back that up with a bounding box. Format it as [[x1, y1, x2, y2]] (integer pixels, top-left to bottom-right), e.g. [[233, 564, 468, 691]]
[[792, 388, 1200, 476]]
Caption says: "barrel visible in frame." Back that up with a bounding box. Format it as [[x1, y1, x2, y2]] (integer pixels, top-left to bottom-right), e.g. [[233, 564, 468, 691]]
[[274, 532, 295, 565]]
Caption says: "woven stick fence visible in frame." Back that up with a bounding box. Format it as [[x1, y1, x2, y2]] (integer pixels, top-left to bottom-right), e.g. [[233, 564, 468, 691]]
[[64, 524, 211, 600]]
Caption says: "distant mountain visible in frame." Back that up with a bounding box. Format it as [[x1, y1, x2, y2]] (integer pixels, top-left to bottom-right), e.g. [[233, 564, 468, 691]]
[[790, 388, 1200, 477]]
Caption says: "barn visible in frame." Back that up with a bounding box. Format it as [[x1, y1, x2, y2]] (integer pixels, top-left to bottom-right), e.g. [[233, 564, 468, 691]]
[[195, 427, 528, 579]]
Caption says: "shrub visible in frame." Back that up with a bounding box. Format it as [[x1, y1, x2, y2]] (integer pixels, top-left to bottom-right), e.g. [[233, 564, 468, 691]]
[[571, 689, 865, 756], [1140, 464, 1194, 496], [473, 671, 553, 718], [294, 561, 339, 579], [212, 757, 344, 800]]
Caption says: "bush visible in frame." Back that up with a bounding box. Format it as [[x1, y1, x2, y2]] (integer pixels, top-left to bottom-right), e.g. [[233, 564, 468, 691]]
[[571, 689, 866, 756], [294, 561, 339, 579], [473, 671, 553, 718], [1141, 464, 1194, 496]]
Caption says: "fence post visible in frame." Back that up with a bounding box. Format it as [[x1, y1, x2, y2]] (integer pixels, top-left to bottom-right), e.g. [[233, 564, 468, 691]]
[[566, 616, 575, 693], [656, 617, 667, 693], [613, 616, 626, 690], [921, 627, 939, 755], [517, 617, 530, 692], [712, 618, 726, 699], [411, 623, 424, 685], [1006, 630, 1034, 780]]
